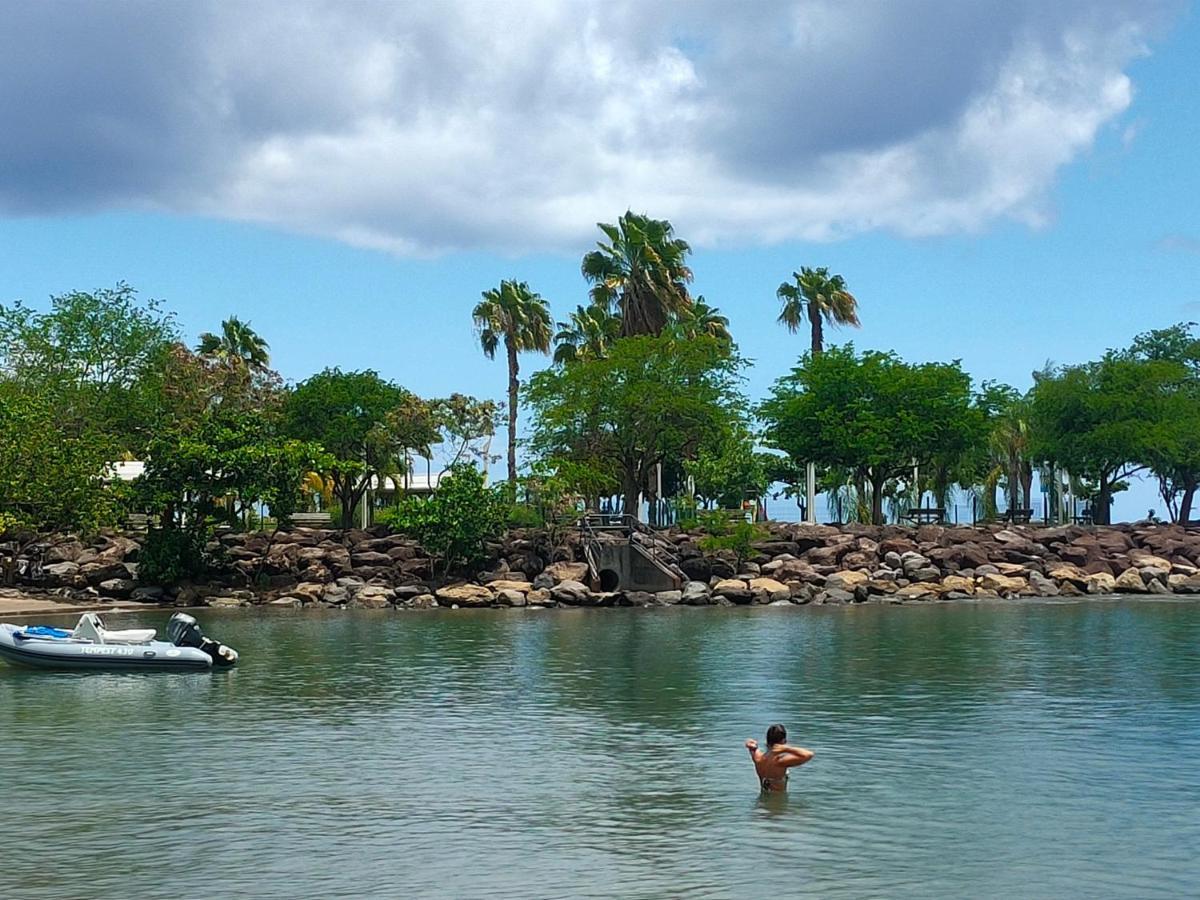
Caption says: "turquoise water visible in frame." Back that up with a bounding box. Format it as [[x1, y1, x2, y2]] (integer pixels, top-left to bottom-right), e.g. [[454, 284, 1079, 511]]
[[1, 599, 1198, 898]]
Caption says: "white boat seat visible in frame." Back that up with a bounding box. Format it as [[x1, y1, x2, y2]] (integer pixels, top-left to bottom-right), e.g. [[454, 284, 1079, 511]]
[[71, 613, 156, 645]]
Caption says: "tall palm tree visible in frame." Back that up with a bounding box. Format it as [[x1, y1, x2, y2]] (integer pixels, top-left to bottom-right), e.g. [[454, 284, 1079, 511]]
[[989, 400, 1033, 518], [674, 296, 732, 349], [777, 267, 861, 523], [553, 303, 620, 365], [197, 316, 270, 372], [473, 280, 553, 486], [581, 211, 693, 337], [776, 267, 860, 357]]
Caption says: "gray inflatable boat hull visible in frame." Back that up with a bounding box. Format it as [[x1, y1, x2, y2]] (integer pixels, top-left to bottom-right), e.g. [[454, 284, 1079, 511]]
[[0, 624, 214, 671]]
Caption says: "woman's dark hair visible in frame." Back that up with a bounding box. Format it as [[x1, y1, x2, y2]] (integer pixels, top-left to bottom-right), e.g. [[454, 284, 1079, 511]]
[[766, 723, 786, 746]]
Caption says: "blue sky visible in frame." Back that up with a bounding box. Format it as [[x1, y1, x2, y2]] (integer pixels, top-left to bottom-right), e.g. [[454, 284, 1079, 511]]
[[1, 1, 1197, 521]]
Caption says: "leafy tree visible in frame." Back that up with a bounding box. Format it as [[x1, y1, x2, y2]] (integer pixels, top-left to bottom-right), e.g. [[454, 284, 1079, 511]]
[[684, 423, 769, 509], [581, 211, 693, 337], [381, 464, 507, 574], [761, 345, 979, 525], [776, 267, 860, 357], [134, 406, 326, 583], [0, 388, 114, 580], [197, 316, 270, 373], [1028, 354, 1167, 525], [1121, 323, 1200, 522], [473, 280, 553, 487], [434, 394, 498, 473], [284, 369, 433, 526], [525, 334, 745, 520], [0, 283, 179, 456]]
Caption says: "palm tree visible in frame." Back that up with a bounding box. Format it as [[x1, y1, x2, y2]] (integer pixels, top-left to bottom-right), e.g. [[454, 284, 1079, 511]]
[[197, 316, 270, 372], [776, 267, 861, 524], [581, 211, 693, 337], [473, 280, 553, 486], [553, 303, 620, 365], [674, 296, 732, 349], [989, 400, 1033, 519], [776, 267, 860, 357]]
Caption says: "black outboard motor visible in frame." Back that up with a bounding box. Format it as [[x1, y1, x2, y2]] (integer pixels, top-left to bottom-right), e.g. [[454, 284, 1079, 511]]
[[167, 613, 239, 668]]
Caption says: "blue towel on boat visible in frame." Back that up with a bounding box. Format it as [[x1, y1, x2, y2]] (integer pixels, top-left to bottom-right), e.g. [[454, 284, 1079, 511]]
[[16, 626, 71, 639]]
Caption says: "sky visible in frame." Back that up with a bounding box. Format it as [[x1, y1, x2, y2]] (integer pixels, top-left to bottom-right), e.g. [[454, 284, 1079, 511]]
[[1, 0, 1198, 522]]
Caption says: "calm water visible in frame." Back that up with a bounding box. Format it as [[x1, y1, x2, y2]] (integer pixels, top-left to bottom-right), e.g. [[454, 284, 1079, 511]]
[[1, 600, 1198, 899]]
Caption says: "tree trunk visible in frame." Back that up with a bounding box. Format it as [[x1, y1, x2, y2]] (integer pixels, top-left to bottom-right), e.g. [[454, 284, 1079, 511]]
[[623, 469, 642, 523], [1096, 478, 1112, 525], [506, 337, 519, 488], [1180, 482, 1197, 524], [1009, 458, 1021, 518], [870, 473, 886, 525], [809, 301, 823, 357], [1020, 462, 1033, 514]]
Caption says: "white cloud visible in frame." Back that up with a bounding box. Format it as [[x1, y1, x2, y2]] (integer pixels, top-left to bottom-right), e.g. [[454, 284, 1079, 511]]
[[0, 0, 1174, 254]]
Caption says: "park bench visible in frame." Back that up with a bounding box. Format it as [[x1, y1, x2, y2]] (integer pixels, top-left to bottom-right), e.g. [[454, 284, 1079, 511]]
[[1003, 508, 1034, 524], [902, 507, 945, 525], [291, 512, 333, 528]]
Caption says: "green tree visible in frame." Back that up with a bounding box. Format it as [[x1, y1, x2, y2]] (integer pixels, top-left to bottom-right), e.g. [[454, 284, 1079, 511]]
[[0, 283, 179, 456], [1028, 354, 1166, 525], [581, 211, 694, 337], [284, 369, 434, 527], [1122, 323, 1200, 522], [761, 345, 979, 525], [434, 393, 498, 473], [553, 303, 620, 365], [382, 463, 507, 575], [525, 334, 745, 519], [672, 297, 733, 350], [473, 280, 553, 487], [197, 315, 271, 373], [775, 267, 860, 357], [684, 423, 769, 509], [0, 388, 114, 580]]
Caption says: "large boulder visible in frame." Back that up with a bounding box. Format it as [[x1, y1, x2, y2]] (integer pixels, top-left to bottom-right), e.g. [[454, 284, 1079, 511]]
[[978, 573, 1027, 595], [98, 578, 136, 599], [748, 578, 790, 603], [826, 570, 869, 592], [435, 583, 494, 607], [487, 579, 532, 594], [543, 561, 590, 584], [1085, 572, 1117, 594], [681, 581, 711, 605], [550, 579, 592, 605], [712, 579, 752, 604], [1114, 569, 1148, 593], [347, 585, 395, 608]]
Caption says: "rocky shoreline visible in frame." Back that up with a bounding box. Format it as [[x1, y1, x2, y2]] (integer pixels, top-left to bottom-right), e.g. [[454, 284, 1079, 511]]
[[8, 520, 1200, 612]]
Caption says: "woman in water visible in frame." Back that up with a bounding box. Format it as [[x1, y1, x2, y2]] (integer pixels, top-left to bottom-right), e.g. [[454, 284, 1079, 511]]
[[745, 723, 814, 792]]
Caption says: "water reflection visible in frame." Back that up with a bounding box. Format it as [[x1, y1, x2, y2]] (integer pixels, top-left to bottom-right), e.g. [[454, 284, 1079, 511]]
[[1, 600, 1198, 898]]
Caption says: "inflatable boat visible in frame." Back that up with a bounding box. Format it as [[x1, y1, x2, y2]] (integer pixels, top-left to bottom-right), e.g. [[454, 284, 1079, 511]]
[[0, 612, 238, 672]]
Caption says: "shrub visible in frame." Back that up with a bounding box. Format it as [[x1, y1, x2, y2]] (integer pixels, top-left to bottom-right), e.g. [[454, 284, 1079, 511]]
[[138, 526, 211, 585], [384, 464, 507, 574]]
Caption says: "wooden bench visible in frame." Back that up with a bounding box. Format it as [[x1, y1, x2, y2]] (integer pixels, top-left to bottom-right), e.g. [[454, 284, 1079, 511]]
[[291, 512, 333, 528], [903, 507, 945, 525], [1003, 508, 1034, 524]]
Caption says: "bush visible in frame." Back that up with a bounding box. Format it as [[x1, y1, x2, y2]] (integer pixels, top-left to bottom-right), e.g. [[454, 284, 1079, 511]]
[[506, 503, 545, 529], [138, 526, 211, 585], [699, 516, 765, 569], [384, 464, 507, 574]]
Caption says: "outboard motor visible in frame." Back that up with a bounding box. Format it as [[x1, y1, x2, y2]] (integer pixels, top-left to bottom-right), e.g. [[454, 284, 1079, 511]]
[[167, 613, 239, 668]]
